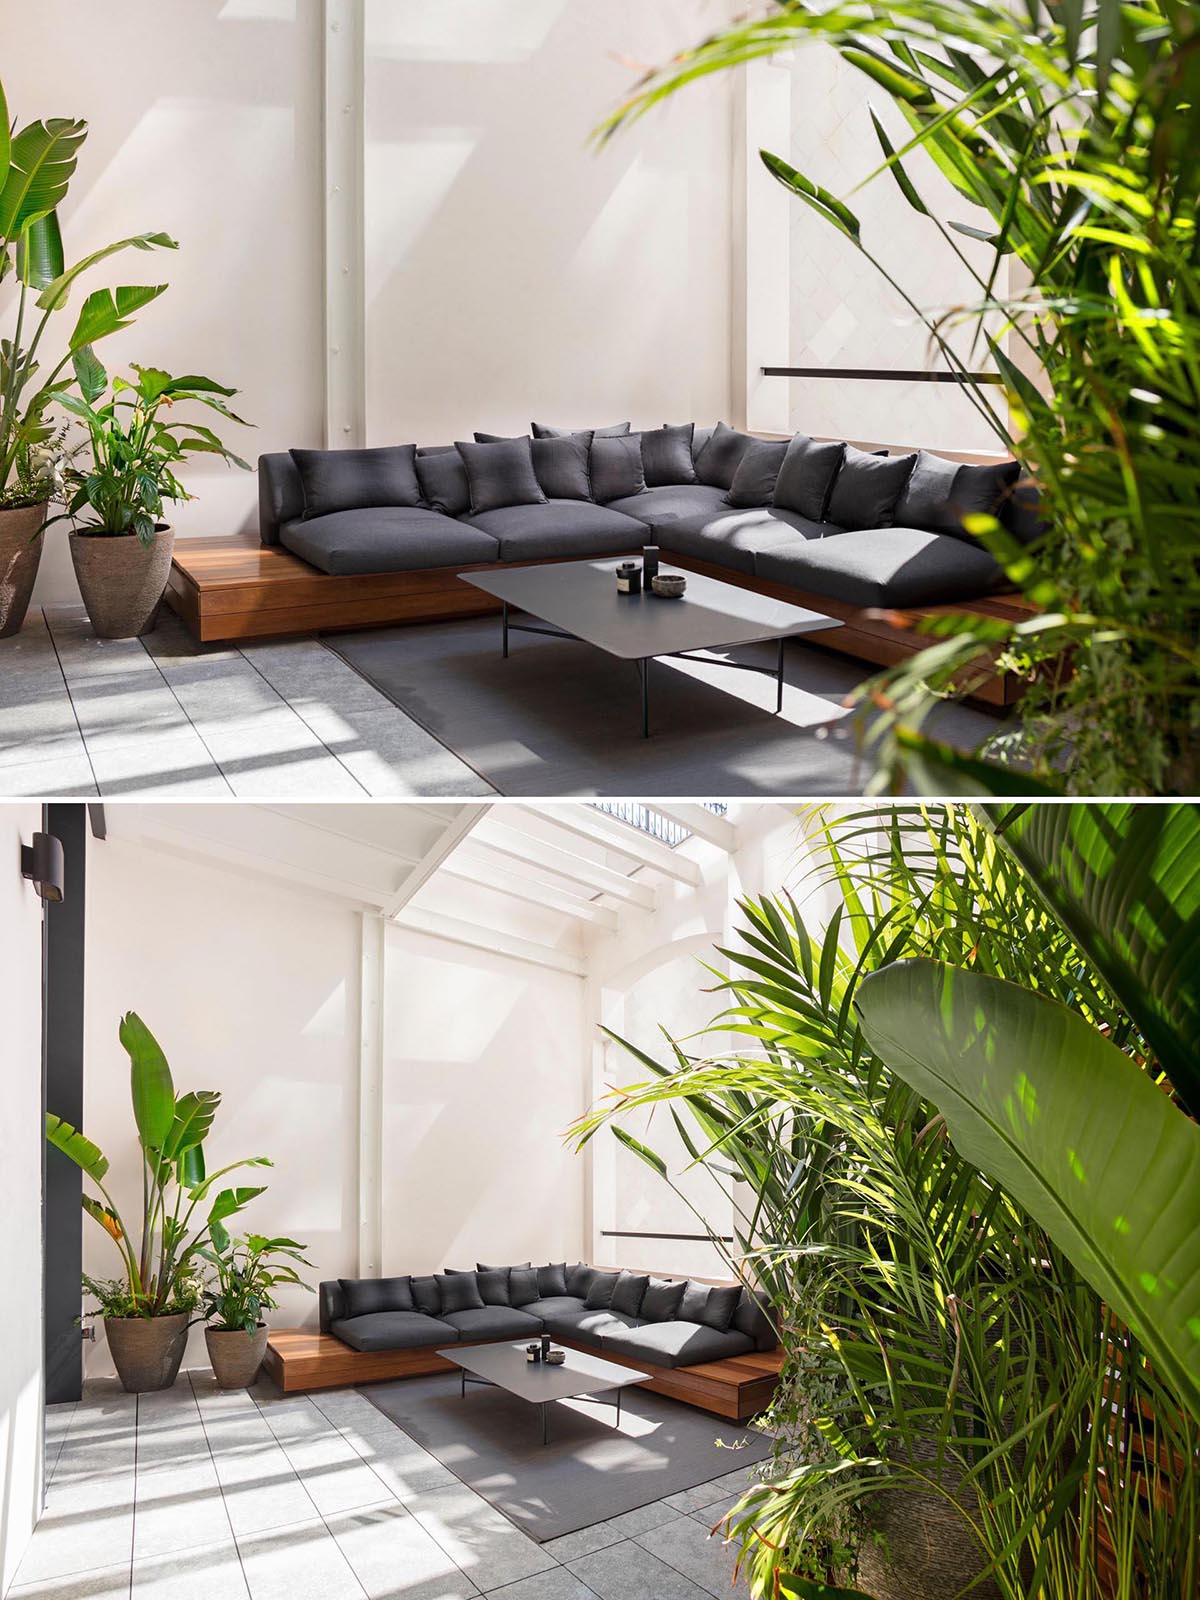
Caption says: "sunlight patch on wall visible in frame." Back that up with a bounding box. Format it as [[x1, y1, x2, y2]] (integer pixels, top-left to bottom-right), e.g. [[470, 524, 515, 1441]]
[[364, 135, 477, 303], [391, 949, 527, 1061], [218, 0, 295, 19], [367, 0, 567, 63], [302, 980, 347, 1041]]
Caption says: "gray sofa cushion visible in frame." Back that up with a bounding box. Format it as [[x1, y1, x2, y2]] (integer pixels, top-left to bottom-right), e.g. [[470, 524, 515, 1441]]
[[657, 506, 825, 575], [458, 437, 547, 515], [826, 445, 917, 531], [259, 452, 305, 547], [641, 1277, 686, 1322], [531, 436, 592, 501], [508, 1267, 540, 1307], [411, 1275, 442, 1317], [565, 1263, 594, 1297], [755, 526, 1005, 608], [590, 434, 646, 502], [475, 1268, 511, 1306], [895, 451, 1022, 541], [610, 1271, 649, 1318], [641, 424, 697, 487], [523, 1296, 587, 1322], [340, 1276, 414, 1318], [773, 434, 844, 521], [416, 449, 471, 517], [694, 421, 755, 490], [532, 421, 630, 438], [536, 1263, 569, 1298], [697, 1284, 741, 1332], [732, 1290, 779, 1352], [599, 1319, 754, 1369], [291, 445, 422, 518], [551, 1309, 640, 1345], [605, 484, 729, 528], [436, 1272, 484, 1314], [465, 500, 646, 562], [727, 440, 788, 508], [584, 1271, 621, 1310], [442, 1306, 543, 1340], [281, 508, 499, 576], [332, 1311, 457, 1352]]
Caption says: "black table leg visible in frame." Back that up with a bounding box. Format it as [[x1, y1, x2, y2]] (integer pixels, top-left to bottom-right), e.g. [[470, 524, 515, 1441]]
[[502, 602, 509, 659], [776, 636, 785, 713], [616, 1389, 622, 1426], [461, 1368, 466, 1398], [542, 1401, 549, 1445], [640, 658, 650, 738]]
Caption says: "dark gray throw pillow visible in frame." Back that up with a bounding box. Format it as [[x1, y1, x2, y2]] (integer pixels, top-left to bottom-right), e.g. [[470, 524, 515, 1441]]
[[694, 421, 755, 490], [677, 1280, 711, 1324], [698, 1284, 742, 1332], [727, 439, 789, 508], [641, 424, 697, 487], [410, 1275, 442, 1317], [532, 435, 592, 501], [457, 438, 547, 515], [590, 434, 645, 502], [690, 424, 716, 462], [583, 1271, 620, 1310], [508, 1267, 540, 1307], [416, 448, 470, 516], [826, 445, 917, 531], [532, 421, 630, 438], [773, 434, 845, 521], [437, 1272, 484, 1314], [895, 449, 1021, 540], [536, 1262, 569, 1298], [565, 1263, 593, 1298], [475, 1268, 511, 1306], [476, 1261, 531, 1272], [610, 1270, 649, 1318], [291, 445, 421, 519], [1001, 478, 1047, 546], [474, 431, 526, 443], [339, 1276, 414, 1319], [641, 1277, 686, 1322]]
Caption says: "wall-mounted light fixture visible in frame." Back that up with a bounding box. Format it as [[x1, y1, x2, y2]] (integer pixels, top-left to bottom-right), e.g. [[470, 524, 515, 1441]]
[[21, 831, 65, 902]]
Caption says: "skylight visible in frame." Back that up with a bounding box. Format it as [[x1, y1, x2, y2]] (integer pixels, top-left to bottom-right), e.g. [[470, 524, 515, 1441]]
[[593, 802, 728, 848]]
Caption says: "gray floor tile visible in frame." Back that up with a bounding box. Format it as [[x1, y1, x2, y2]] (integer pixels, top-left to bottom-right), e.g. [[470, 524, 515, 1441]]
[[235, 1517, 364, 1600], [689, 1494, 742, 1529], [538, 1524, 624, 1564], [403, 1482, 556, 1590], [0, 753, 97, 795], [566, 1542, 711, 1600], [601, 1504, 682, 1541], [13, 1469, 136, 1584], [7, 1563, 132, 1598], [85, 728, 231, 795], [203, 1429, 319, 1537], [326, 1503, 481, 1600], [483, 1569, 599, 1600], [275, 1430, 396, 1517], [346, 1428, 458, 1499], [134, 1452, 233, 1559], [634, 1517, 745, 1597], [292, 704, 492, 797], [132, 1539, 249, 1598]]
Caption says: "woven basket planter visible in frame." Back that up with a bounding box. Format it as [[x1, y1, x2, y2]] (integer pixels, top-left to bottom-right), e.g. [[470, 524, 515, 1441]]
[[205, 1324, 270, 1390], [104, 1312, 189, 1394], [0, 502, 48, 637], [70, 524, 174, 639]]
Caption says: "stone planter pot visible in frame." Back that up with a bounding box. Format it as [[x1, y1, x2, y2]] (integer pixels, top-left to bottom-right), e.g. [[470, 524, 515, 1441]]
[[70, 523, 174, 639], [205, 1324, 270, 1390], [0, 501, 48, 638], [104, 1312, 190, 1394]]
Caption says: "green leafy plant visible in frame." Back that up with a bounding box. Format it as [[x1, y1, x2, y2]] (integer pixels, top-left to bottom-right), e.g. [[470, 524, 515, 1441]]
[[596, 1, 1200, 794], [55, 364, 250, 545], [571, 805, 1199, 1598], [0, 75, 175, 509], [199, 1234, 312, 1334], [46, 1011, 272, 1319]]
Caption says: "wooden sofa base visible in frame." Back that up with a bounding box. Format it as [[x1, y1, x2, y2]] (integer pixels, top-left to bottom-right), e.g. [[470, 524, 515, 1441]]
[[263, 1329, 784, 1424], [166, 535, 1031, 708]]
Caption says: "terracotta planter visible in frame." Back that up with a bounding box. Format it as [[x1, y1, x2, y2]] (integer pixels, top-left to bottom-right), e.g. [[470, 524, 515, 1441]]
[[104, 1311, 189, 1394], [0, 501, 48, 638], [70, 523, 174, 639], [205, 1324, 269, 1390]]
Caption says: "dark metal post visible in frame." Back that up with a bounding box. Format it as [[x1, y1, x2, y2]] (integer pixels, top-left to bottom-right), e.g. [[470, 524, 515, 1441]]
[[640, 659, 649, 738], [502, 602, 509, 659], [776, 638, 785, 714]]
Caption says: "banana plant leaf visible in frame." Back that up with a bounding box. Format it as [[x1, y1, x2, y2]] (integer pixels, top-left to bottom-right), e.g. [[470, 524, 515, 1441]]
[[162, 1090, 221, 1162], [34, 231, 176, 312], [0, 118, 87, 241], [986, 802, 1200, 1117], [853, 958, 1200, 1422], [779, 1579, 872, 1600], [119, 1011, 175, 1149], [16, 211, 64, 289], [45, 1114, 109, 1182], [82, 1194, 123, 1243], [68, 283, 168, 352]]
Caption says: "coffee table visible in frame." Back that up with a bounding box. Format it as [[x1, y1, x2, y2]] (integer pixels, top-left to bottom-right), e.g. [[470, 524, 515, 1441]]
[[438, 1341, 649, 1445], [460, 558, 841, 736]]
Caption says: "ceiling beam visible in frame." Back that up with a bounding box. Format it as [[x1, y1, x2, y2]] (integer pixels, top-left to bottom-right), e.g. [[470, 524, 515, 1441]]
[[393, 906, 585, 978], [651, 803, 738, 853], [259, 805, 426, 866], [442, 857, 619, 930], [381, 804, 490, 919], [471, 822, 656, 909], [516, 805, 701, 887]]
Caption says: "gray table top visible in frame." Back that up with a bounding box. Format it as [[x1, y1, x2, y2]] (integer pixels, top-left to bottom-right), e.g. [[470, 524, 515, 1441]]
[[461, 558, 841, 661], [438, 1341, 648, 1402]]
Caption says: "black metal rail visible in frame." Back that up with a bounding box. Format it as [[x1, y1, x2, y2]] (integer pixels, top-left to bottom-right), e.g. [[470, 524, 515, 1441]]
[[762, 364, 1003, 385]]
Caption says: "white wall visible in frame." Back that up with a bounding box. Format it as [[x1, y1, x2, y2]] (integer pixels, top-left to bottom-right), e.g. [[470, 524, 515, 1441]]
[[363, 0, 736, 446], [0, 802, 46, 1593], [82, 838, 362, 1376], [380, 922, 587, 1274]]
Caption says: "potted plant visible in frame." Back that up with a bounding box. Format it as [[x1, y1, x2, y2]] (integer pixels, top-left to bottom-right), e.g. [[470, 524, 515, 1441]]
[[200, 1234, 312, 1389], [45, 1011, 272, 1393], [56, 364, 249, 638], [0, 74, 175, 635]]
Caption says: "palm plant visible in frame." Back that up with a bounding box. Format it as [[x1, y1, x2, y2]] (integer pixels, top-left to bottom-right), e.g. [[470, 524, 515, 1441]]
[[46, 1011, 272, 1318], [570, 805, 1199, 1598], [596, 1, 1200, 795], [0, 78, 175, 507], [200, 1235, 312, 1334], [57, 364, 250, 545]]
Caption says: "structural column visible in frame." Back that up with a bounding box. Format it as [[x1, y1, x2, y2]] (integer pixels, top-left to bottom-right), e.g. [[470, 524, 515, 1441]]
[[323, 0, 366, 448], [357, 910, 385, 1277]]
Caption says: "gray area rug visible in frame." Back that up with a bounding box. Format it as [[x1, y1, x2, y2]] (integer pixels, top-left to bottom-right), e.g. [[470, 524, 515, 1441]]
[[328, 616, 1002, 796], [361, 1373, 772, 1542]]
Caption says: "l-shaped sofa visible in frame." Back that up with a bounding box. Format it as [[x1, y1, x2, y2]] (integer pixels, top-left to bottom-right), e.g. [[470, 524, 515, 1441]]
[[244, 421, 1042, 702]]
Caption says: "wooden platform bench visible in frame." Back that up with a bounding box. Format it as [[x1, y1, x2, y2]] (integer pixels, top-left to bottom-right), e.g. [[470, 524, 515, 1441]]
[[263, 1329, 785, 1425], [165, 535, 1030, 708]]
